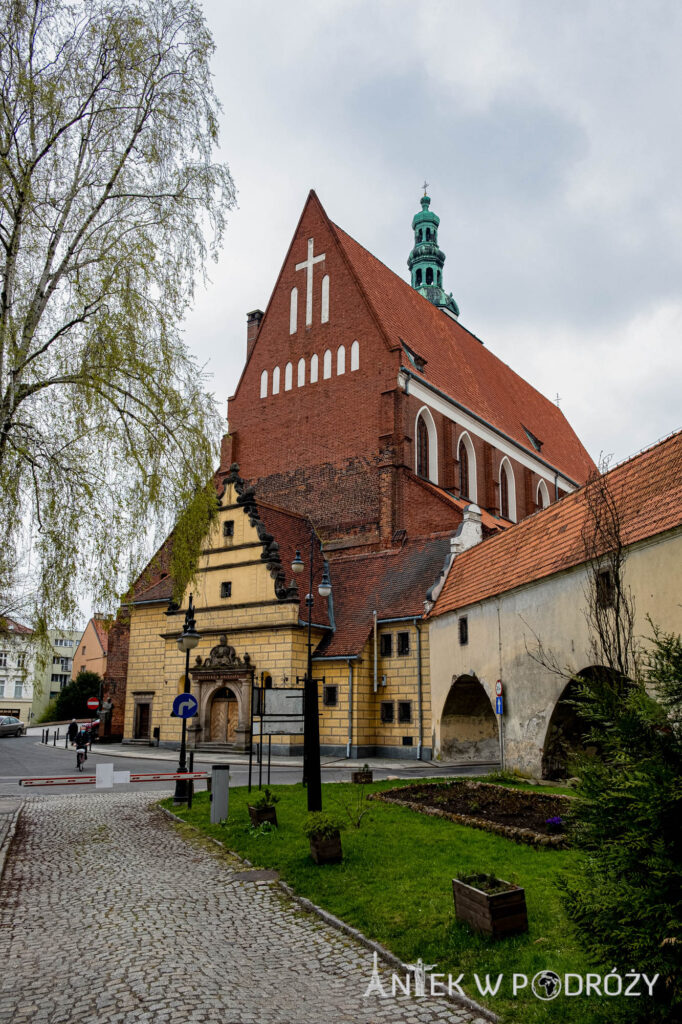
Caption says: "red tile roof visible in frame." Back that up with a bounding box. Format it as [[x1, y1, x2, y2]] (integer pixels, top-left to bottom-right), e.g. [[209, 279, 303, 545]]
[[432, 430, 682, 616], [0, 617, 33, 636], [91, 618, 109, 654], [257, 502, 331, 627], [409, 473, 511, 535], [317, 537, 451, 658], [330, 217, 595, 486]]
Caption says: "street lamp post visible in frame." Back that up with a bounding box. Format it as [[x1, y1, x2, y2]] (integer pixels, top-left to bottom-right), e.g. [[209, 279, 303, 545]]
[[291, 534, 332, 813], [173, 593, 200, 805]]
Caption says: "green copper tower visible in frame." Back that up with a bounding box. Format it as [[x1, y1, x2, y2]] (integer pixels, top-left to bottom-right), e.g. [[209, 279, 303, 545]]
[[407, 192, 459, 317]]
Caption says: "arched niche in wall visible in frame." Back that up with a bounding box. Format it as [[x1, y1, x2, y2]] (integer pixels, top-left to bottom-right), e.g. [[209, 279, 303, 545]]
[[415, 405, 438, 484], [457, 431, 477, 502]]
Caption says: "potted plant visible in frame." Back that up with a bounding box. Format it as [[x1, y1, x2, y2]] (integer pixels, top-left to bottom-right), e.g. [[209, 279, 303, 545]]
[[452, 872, 528, 939], [303, 812, 344, 864], [247, 787, 279, 828], [351, 762, 373, 784]]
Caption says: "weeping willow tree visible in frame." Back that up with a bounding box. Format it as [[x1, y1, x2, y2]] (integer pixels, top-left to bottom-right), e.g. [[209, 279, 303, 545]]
[[0, 0, 234, 626]]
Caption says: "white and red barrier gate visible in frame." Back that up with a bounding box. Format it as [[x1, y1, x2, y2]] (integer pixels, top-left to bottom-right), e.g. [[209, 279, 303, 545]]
[[19, 771, 209, 787]]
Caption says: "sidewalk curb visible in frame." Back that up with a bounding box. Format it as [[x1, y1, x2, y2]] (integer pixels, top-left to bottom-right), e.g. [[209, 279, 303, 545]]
[[0, 804, 23, 884], [158, 805, 499, 1023]]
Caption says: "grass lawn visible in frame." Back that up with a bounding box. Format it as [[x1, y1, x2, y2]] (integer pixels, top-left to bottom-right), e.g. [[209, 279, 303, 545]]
[[161, 777, 614, 1024]]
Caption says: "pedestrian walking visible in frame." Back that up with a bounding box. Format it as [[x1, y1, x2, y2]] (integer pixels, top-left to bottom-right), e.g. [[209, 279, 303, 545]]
[[67, 719, 79, 746]]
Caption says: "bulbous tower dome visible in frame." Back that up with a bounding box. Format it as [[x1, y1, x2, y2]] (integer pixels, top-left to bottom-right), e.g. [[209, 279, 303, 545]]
[[407, 192, 459, 317]]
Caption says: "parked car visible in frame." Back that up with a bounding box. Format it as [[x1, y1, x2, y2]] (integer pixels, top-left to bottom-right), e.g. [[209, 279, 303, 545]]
[[0, 716, 25, 737]]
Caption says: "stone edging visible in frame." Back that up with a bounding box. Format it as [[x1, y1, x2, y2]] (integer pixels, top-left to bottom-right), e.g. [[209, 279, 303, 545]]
[[0, 804, 23, 883], [158, 805, 499, 1023], [372, 781, 571, 849]]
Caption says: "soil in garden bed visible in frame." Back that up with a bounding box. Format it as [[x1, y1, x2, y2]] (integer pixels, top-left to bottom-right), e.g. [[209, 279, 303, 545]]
[[383, 781, 570, 834]]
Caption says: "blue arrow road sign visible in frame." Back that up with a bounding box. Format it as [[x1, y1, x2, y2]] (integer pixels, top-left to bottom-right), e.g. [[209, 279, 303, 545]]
[[496, 696, 503, 715], [173, 693, 198, 719]]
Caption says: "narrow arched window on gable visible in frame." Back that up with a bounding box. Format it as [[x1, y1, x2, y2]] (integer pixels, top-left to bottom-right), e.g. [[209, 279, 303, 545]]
[[417, 417, 429, 479], [321, 274, 330, 324], [260, 369, 268, 399], [272, 366, 280, 395], [500, 465, 510, 519], [284, 362, 293, 391], [310, 353, 319, 383], [337, 345, 345, 375], [289, 287, 298, 335], [323, 349, 332, 379], [459, 443, 469, 499], [350, 340, 359, 371], [297, 357, 305, 387]]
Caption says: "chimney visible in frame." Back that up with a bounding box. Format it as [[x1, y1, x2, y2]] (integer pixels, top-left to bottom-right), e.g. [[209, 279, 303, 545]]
[[246, 310, 264, 360]]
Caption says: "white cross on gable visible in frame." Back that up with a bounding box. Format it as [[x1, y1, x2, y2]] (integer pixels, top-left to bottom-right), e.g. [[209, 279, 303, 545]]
[[295, 237, 325, 327]]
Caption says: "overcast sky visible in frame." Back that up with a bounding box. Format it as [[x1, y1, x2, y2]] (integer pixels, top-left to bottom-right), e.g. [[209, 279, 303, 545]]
[[187, 0, 682, 467]]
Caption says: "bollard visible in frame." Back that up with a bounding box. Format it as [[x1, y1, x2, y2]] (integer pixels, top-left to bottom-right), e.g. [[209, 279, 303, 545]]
[[210, 764, 229, 824], [53, 730, 56, 746]]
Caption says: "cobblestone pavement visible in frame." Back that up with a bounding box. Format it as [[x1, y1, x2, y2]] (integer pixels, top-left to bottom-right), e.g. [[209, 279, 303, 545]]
[[0, 793, 489, 1024]]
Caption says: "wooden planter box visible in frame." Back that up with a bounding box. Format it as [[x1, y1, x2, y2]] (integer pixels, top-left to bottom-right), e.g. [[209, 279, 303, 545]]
[[452, 874, 528, 939], [309, 830, 343, 864], [351, 770, 373, 784], [248, 804, 278, 828]]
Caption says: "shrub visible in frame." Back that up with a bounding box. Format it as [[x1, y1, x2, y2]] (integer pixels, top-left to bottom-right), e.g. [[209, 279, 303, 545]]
[[560, 627, 682, 1020], [302, 812, 343, 840], [249, 787, 279, 809]]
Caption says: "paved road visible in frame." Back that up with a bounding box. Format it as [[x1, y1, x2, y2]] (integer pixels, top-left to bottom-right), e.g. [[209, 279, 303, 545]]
[[0, 793, 486, 1024], [0, 736, 494, 796]]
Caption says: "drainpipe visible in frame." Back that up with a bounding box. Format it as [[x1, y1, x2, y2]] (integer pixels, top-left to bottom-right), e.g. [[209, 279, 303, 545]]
[[346, 659, 353, 759], [413, 617, 423, 761], [373, 610, 378, 692]]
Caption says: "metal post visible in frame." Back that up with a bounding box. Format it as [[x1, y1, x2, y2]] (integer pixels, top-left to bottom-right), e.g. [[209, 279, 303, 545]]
[[173, 643, 190, 805], [303, 530, 322, 813]]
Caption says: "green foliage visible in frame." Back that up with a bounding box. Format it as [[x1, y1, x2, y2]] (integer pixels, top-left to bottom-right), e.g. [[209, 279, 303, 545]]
[[50, 670, 102, 721], [302, 811, 343, 840], [0, 0, 236, 626], [169, 481, 219, 603], [38, 696, 58, 724], [249, 787, 280, 809], [560, 628, 682, 1020]]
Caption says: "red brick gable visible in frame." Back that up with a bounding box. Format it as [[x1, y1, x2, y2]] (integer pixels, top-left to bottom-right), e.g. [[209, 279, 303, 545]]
[[432, 429, 682, 616], [332, 223, 595, 486]]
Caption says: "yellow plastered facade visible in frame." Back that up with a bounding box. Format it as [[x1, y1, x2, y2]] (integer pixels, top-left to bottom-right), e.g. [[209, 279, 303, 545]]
[[123, 483, 431, 755]]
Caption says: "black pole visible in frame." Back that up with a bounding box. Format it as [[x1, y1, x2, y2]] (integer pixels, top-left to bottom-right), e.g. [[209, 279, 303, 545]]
[[173, 645, 190, 803], [303, 529, 322, 812]]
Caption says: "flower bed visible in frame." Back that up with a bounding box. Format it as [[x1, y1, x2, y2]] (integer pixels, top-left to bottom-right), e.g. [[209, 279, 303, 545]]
[[373, 780, 573, 848]]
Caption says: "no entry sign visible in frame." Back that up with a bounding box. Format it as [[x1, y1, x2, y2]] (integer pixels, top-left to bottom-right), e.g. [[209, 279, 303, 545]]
[[87, 697, 99, 711]]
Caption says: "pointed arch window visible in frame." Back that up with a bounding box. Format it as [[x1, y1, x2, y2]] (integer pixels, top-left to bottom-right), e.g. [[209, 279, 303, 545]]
[[260, 370, 268, 399], [272, 366, 280, 395], [289, 288, 298, 335], [499, 459, 516, 521], [350, 340, 359, 371], [284, 362, 293, 391], [417, 417, 429, 479], [323, 349, 332, 379], [457, 432, 477, 503], [321, 274, 330, 324], [297, 357, 305, 387], [310, 353, 319, 383], [537, 479, 550, 509], [337, 345, 345, 375]]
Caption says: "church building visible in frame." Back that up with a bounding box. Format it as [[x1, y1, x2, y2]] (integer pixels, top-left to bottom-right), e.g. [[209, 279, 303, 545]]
[[110, 189, 595, 760]]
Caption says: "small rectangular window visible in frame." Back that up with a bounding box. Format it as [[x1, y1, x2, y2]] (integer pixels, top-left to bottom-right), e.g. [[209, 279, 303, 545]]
[[402, 735, 414, 746], [0, 652, 7, 668], [398, 701, 412, 723], [380, 633, 392, 657], [380, 701, 394, 723], [322, 685, 337, 707], [220, 581, 232, 599], [397, 632, 410, 656], [458, 616, 468, 646], [14, 682, 23, 698], [223, 520, 234, 538], [596, 570, 615, 608]]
